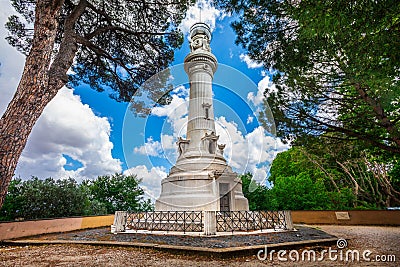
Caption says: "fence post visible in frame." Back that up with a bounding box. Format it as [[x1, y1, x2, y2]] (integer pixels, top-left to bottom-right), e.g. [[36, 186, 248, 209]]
[[111, 211, 128, 234], [203, 211, 216, 235], [284, 210, 294, 230]]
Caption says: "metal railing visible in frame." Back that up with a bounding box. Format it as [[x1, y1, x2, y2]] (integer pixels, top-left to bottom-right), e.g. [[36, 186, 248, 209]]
[[216, 211, 288, 232], [126, 211, 203, 233], [119, 210, 291, 234]]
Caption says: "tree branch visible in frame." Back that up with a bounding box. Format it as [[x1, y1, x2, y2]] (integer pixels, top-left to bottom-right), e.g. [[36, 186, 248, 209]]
[[48, 0, 89, 86], [85, 25, 170, 40], [355, 83, 400, 147]]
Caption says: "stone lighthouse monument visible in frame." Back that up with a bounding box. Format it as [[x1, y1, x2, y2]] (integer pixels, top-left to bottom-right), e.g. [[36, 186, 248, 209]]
[[155, 23, 249, 211]]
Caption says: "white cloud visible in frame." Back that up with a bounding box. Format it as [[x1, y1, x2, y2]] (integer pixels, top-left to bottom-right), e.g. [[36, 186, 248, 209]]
[[134, 137, 163, 157], [247, 75, 277, 106], [161, 134, 176, 151], [246, 115, 254, 124], [132, 86, 188, 167], [15, 88, 122, 180], [151, 86, 189, 138], [216, 117, 288, 183], [239, 54, 263, 69], [123, 165, 167, 199], [160, 134, 178, 161], [179, 0, 226, 34]]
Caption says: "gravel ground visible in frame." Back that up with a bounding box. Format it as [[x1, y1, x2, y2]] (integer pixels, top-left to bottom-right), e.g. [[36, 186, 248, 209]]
[[0, 225, 399, 266]]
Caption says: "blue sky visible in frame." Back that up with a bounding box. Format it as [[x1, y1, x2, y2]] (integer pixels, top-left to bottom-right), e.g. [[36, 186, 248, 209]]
[[0, 1, 288, 200]]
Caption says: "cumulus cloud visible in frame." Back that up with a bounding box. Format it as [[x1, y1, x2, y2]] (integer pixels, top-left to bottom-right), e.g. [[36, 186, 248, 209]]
[[247, 75, 277, 106], [239, 54, 263, 69], [151, 86, 189, 137], [123, 165, 167, 199], [216, 117, 288, 183], [131, 86, 188, 169], [134, 137, 163, 157], [179, 0, 226, 34], [15, 88, 122, 180], [161, 134, 176, 151]]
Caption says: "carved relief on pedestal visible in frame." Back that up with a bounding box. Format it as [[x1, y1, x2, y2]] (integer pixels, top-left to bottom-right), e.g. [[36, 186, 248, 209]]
[[218, 144, 226, 155], [208, 170, 223, 180], [201, 131, 219, 154], [176, 137, 190, 157]]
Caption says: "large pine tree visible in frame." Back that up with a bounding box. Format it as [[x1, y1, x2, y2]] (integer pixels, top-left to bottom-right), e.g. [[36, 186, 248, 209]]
[[0, 0, 193, 208]]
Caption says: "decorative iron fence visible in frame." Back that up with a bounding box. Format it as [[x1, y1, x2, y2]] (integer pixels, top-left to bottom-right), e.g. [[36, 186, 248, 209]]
[[216, 211, 288, 232], [126, 211, 203, 233], [116, 210, 292, 234]]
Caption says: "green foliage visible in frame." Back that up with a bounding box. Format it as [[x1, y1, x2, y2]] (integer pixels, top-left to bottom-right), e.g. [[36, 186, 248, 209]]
[[0, 177, 88, 220], [82, 173, 148, 214], [326, 188, 356, 211], [216, 0, 400, 209], [269, 147, 358, 209], [268, 146, 324, 184], [0, 0, 193, 212], [0, 178, 24, 221], [241, 173, 276, 210], [0, 174, 153, 221], [241, 147, 375, 210], [241, 171, 335, 210], [82, 199, 108, 216], [217, 0, 400, 154], [272, 174, 330, 210]]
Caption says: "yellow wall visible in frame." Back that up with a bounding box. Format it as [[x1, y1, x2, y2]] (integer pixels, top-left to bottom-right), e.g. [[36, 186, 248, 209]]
[[80, 215, 114, 229]]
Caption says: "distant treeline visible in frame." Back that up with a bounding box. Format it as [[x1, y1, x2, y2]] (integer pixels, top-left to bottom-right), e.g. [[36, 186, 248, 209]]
[[0, 173, 153, 221]]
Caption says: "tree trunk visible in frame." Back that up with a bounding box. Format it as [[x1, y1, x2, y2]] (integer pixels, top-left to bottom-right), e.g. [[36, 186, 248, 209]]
[[0, 1, 65, 208]]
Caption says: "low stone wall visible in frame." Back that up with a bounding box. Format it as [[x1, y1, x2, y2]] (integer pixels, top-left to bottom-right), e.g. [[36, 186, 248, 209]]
[[0, 215, 114, 241], [291, 210, 400, 226]]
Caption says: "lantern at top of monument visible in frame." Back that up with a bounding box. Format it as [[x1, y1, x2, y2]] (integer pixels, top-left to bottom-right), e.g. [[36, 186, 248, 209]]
[[184, 22, 217, 75], [189, 22, 211, 52]]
